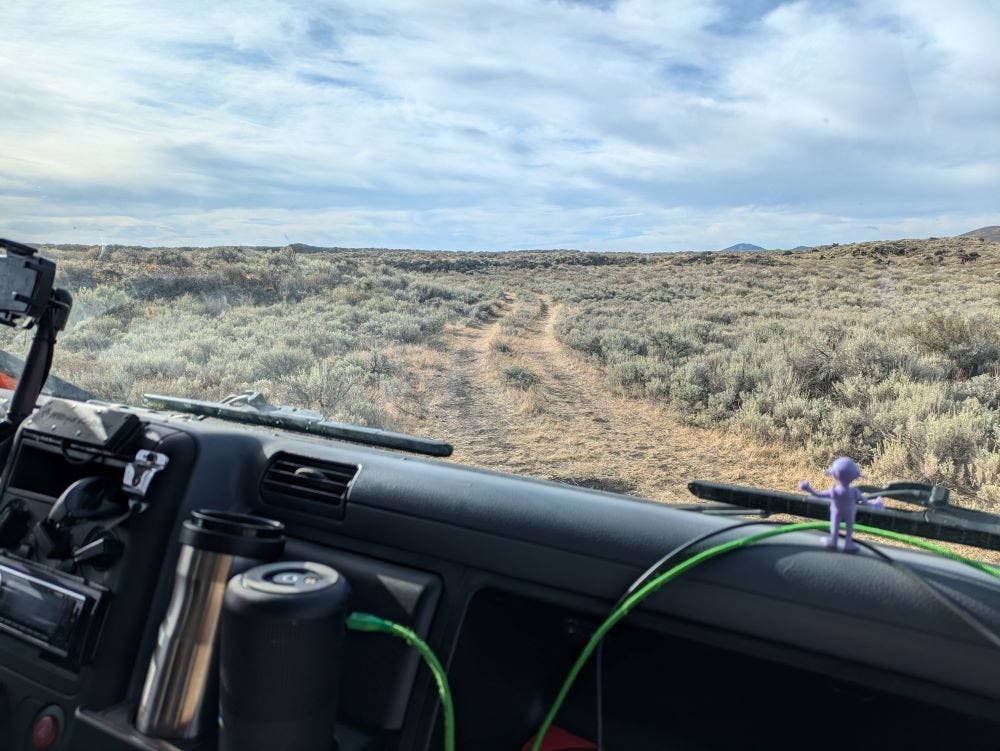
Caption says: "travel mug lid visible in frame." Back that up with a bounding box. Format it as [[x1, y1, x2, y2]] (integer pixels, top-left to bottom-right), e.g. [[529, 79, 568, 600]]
[[238, 561, 340, 595], [179, 509, 285, 559]]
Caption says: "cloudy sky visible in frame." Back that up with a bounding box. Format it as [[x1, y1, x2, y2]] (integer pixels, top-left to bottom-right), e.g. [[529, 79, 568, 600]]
[[1, 1, 997, 251]]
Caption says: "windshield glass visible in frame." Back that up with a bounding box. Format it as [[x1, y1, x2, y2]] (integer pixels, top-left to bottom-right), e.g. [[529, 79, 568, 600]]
[[2, 3, 998, 527]]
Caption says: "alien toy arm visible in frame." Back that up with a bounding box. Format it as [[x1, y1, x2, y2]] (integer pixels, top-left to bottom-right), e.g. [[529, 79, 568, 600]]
[[799, 481, 833, 498], [858, 491, 885, 509]]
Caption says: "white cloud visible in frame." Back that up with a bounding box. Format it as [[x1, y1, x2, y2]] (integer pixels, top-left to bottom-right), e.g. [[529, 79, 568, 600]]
[[0, 0, 996, 249]]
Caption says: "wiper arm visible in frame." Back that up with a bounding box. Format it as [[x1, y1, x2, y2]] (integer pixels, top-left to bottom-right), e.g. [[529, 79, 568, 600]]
[[687, 480, 1000, 553], [143, 391, 453, 457]]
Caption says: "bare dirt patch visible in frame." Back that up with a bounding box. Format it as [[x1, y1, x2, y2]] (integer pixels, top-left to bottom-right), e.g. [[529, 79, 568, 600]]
[[408, 295, 822, 503]]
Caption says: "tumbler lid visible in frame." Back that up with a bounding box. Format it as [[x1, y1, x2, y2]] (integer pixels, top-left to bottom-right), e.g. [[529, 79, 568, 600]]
[[237, 561, 340, 595], [179, 509, 285, 559]]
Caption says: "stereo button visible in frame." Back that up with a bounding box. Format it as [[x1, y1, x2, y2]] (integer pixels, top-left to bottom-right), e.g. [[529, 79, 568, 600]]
[[31, 712, 59, 750]]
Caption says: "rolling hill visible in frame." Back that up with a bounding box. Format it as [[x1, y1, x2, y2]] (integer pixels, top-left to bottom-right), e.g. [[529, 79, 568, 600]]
[[958, 226, 1000, 242], [719, 242, 766, 251]]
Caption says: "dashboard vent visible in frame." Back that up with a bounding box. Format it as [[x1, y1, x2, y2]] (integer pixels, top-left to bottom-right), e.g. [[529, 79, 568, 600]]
[[260, 453, 359, 518]]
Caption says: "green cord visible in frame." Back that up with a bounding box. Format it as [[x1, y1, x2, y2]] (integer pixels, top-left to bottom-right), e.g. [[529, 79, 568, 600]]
[[347, 612, 455, 751], [342, 524, 1000, 751], [530, 521, 1000, 751]]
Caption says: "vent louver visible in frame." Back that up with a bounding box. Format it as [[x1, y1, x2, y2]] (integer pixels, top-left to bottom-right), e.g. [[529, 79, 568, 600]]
[[259, 453, 359, 519]]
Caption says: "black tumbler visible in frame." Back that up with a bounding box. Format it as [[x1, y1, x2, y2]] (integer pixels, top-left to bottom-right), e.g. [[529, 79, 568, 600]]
[[219, 561, 351, 751]]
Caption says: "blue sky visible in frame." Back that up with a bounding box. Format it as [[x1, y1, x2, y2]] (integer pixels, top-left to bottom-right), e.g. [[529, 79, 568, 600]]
[[0, 0, 997, 251]]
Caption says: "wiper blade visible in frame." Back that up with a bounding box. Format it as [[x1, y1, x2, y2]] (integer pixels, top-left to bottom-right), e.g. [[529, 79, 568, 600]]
[[142, 392, 453, 457], [687, 480, 1000, 553]]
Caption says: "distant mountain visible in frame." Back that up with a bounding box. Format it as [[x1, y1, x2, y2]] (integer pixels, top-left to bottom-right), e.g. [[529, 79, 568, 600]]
[[958, 226, 1000, 242], [720, 243, 766, 252]]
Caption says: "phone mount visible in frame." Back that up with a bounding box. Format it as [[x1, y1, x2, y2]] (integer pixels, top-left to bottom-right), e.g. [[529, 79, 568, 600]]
[[0, 239, 73, 439]]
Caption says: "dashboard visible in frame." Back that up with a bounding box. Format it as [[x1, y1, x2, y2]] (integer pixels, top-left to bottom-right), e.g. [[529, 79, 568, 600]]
[[0, 395, 999, 750]]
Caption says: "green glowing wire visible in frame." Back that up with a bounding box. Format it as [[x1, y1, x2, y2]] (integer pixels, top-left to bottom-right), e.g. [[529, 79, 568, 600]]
[[530, 521, 1000, 751], [347, 612, 455, 751]]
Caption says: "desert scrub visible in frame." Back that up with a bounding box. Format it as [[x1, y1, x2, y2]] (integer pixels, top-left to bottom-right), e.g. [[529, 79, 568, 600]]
[[10, 238, 1000, 500], [500, 307, 538, 335], [539, 238, 1000, 498], [9, 246, 505, 431], [901, 311, 1000, 378], [501, 366, 541, 389], [467, 301, 499, 323]]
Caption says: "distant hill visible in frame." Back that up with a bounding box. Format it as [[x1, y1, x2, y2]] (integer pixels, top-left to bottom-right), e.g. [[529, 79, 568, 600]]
[[958, 226, 1000, 242], [720, 243, 766, 252]]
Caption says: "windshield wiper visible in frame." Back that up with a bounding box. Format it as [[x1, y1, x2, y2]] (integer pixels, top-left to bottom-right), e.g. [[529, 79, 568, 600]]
[[143, 391, 453, 457], [686, 480, 1000, 553]]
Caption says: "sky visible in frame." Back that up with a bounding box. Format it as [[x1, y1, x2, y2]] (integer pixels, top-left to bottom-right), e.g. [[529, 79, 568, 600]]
[[0, 0, 997, 251]]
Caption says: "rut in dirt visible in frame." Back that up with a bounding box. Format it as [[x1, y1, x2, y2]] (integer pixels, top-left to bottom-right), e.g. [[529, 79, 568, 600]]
[[416, 295, 811, 504]]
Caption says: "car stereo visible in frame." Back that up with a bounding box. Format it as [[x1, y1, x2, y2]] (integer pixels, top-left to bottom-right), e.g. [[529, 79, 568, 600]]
[[0, 555, 105, 662]]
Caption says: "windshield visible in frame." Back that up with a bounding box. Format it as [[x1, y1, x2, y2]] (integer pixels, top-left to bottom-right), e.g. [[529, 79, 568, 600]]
[[1, 3, 998, 541]]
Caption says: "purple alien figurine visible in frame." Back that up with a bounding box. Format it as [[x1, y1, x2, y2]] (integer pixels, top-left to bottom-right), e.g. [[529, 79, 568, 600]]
[[799, 457, 884, 552]]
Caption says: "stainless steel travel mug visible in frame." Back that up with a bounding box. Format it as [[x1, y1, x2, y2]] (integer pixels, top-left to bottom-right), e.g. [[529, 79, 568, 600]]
[[135, 509, 285, 739]]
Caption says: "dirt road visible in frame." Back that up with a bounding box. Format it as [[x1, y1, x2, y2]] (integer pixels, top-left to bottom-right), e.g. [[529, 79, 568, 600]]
[[414, 295, 817, 503]]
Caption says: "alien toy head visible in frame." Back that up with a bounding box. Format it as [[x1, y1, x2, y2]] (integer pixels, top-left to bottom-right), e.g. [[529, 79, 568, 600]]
[[825, 456, 862, 485]]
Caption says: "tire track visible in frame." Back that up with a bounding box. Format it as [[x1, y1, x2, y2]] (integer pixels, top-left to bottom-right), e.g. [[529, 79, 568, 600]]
[[413, 295, 814, 502]]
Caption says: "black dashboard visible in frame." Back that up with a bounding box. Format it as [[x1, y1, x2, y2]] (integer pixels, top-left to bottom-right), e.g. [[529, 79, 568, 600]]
[[1, 395, 999, 750]]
